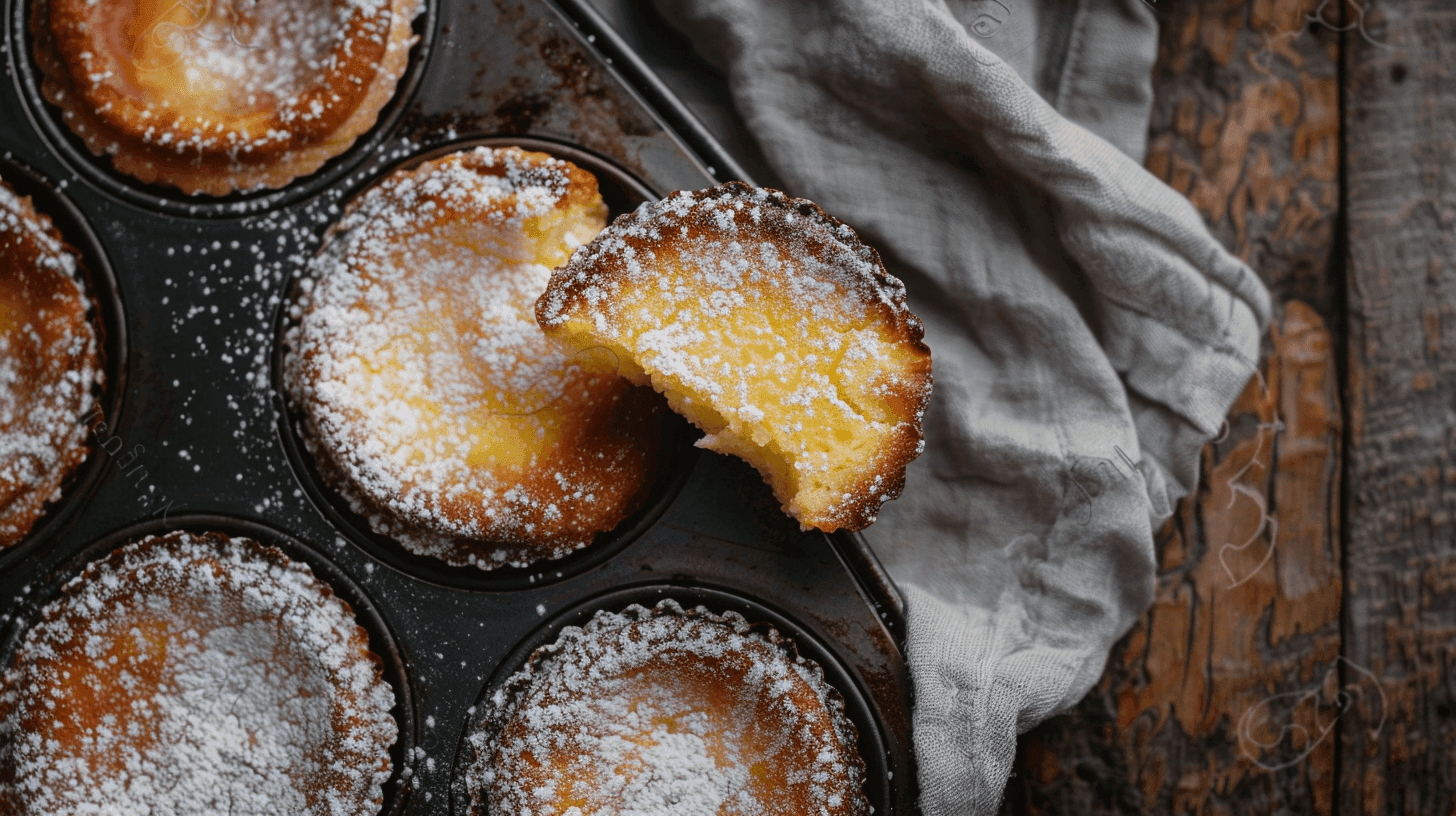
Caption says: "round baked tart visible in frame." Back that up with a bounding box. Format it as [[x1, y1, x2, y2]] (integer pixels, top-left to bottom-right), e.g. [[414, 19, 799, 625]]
[[283, 146, 666, 570], [0, 175, 102, 549], [0, 530, 398, 815], [537, 182, 932, 533], [29, 0, 423, 195], [466, 599, 870, 816]]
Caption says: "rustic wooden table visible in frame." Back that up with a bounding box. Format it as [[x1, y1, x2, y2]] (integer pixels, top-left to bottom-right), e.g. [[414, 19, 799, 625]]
[[1003, 1, 1455, 813]]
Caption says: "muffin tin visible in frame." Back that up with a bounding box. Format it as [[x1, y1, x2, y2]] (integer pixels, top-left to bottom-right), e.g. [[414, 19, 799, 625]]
[[0, 0, 917, 813]]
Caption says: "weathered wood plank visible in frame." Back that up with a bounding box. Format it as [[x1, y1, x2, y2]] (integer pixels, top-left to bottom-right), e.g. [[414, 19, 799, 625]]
[[1004, 1, 1346, 813], [1341, 1, 1456, 814]]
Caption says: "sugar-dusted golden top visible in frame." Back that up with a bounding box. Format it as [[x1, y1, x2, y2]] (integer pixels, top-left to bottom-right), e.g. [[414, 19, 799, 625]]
[[285, 146, 663, 569], [470, 599, 870, 816], [0, 178, 101, 549], [537, 182, 932, 532], [0, 530, 397, 815], [31, 0, 421, 193]]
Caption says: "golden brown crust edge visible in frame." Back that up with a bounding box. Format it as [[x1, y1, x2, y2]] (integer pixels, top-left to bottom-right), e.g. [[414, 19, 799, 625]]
[[541, 182, 931, 356], [283, 147, 657, 568], [30, 0, 421, 195], [469, 598, 870, 816], [0, 530, 396, 816], [538, 182, 933, 532], [0, 180, 101, 549]]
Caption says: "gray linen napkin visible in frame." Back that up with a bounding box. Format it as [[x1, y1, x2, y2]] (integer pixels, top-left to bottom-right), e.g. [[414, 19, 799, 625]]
[[651, 0, 1272, 812]]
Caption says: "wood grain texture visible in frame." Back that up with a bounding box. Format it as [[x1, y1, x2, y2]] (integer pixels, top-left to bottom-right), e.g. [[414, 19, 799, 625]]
[[1142, 0, 1342, 313], [1341, 1, 1456, 814], [1004, 2, 1347, 813]]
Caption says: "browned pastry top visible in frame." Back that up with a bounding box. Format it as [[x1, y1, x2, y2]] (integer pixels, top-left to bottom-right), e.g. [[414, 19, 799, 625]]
[[470, 599, 870, 816], [31, 0, 421, 194], [0, 530, 398, 815], [0, 177, 101, 549], [284, 147, 664, 569]]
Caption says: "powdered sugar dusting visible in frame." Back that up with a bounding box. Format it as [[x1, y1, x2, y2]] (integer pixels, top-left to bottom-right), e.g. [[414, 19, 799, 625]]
[[468, 599, 869, 815], [283, 147, 663, 569], [45, 0, 410, 156], [0, 178, 102, 548], [33, 0, 422, 193], [0, 530, 397, 816], [538, 185, 916, 332], [537, 182, 932, 532]]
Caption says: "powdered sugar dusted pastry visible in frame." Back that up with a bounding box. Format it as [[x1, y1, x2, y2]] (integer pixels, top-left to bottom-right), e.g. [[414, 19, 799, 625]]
[[468, 599, 869, 816], [284, 147, 665, 569], [0, 177, 102, 549], [0, 530, 397, 816], [30, 0, 421, 195], [537, 182, 932, 532]]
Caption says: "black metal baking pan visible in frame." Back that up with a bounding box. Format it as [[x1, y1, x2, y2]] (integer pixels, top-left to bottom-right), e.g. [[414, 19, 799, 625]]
[[0, 0, 916, 812]]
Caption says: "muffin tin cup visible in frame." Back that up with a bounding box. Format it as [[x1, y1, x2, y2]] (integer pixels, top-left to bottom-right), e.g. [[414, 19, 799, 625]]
[[449, 584, 893, 816], [5, 0, 441, 218], [0, 513, 420, 816], [0, 0, 919, 812], [0, 154, 126, 572], [272, 136, 701, 592]]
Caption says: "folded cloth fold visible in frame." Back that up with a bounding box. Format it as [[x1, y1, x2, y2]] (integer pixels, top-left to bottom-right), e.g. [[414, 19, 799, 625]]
[[650, 0, 1272, 812]]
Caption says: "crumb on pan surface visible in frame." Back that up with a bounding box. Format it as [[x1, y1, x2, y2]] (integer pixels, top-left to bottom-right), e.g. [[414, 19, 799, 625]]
[[537, 182, 932, 532]]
